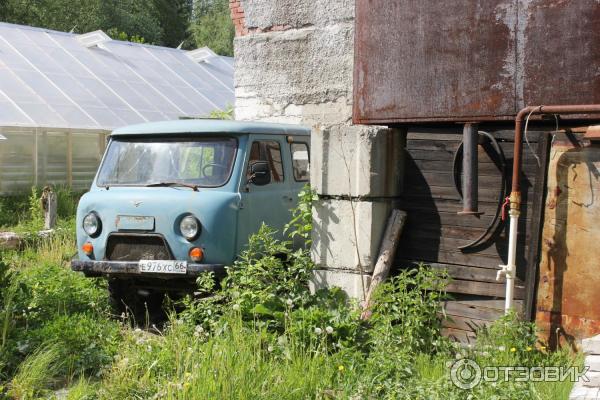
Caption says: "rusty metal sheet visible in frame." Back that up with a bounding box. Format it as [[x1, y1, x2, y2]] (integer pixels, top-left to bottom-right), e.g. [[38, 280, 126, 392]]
[[535, 132, 600, 348], [522, 0, 600, 109], [354, 0, 600, 125], [354, 0, 517, 124]]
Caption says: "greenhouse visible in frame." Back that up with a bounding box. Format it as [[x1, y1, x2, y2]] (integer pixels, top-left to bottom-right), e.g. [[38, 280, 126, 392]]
[[0, 22, 234, 194]]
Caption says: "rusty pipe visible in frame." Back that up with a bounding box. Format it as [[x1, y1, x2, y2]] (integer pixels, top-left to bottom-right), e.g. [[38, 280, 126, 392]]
[[502, 104, 600, 313], [513, 104, 600, 197]]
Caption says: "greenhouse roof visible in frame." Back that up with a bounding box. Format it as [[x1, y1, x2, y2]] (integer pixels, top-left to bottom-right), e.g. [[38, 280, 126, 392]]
[[0, 22, 234, 131]]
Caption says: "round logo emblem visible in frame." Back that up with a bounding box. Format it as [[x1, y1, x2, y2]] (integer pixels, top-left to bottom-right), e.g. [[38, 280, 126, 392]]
[[450, 358, 482, 389]]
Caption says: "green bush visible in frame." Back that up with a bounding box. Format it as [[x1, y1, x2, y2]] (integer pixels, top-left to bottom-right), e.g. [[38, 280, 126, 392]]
[[0, 186, 81, 232], [1, 257, 114, 381], [11, 262, 109, 328], [0, 194, 30, 228], [29, 313, 120, 376]]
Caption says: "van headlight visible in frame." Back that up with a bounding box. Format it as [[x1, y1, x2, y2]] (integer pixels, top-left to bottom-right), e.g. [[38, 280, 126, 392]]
[[180, 215, 200, 241], [83, 212, 101, 237]]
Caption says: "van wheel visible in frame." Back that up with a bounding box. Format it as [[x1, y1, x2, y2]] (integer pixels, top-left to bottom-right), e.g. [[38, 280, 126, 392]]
[[108, 279, 141, 318], [108, 280, 165, 325]]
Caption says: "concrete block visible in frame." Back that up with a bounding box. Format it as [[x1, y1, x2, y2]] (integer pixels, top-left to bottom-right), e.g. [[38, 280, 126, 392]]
[[587, 355, 600, 372], [235, 92, 353, 127], [309, 269, 371, 301], [310, 124, 405, 198], [312, 198, 392, 273], [583, 335, 600, 355], [234, 24, 354, 109], [570, 383, 600, 400], [241, 0, 354, 30]]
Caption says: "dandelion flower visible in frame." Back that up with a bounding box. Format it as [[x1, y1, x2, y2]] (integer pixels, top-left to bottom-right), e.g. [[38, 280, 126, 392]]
[[286, 299, 293, 307], [540, 345, 546, 351], [325, 326, 334, 334], [526, 346, 532, 352], [314, 327, 323, 335], [267, 345, 274, 352], [338, 365, 345, 372], [510, 347, 516, 352], [232, 304, 240, 311]]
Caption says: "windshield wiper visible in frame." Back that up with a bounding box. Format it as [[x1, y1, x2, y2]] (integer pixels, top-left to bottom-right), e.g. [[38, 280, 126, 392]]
[[145, 181, 199, 191]]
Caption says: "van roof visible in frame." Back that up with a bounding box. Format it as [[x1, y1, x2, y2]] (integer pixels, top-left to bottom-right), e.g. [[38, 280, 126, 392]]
[[111, 119, 311, 137]]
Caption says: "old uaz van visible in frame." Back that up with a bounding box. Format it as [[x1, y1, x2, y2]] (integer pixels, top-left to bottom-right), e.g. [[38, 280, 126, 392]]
[[71, 120, 310, 313]]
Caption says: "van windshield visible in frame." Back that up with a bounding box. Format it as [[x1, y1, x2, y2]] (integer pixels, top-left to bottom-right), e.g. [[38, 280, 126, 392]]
[[96, 137, 237, 188]]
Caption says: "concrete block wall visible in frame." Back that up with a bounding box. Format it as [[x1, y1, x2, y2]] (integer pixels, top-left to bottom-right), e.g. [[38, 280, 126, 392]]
[[230, 0, 404, 299]]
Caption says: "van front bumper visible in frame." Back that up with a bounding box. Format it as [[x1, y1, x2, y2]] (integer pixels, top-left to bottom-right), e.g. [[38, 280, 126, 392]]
[[71, 260, 225, 279]]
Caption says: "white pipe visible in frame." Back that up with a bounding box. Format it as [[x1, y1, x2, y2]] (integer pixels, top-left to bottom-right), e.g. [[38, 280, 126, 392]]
[[504, 209, 520, 313]]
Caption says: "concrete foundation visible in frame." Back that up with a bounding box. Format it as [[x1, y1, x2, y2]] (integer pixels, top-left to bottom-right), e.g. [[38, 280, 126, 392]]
[[312, 198, 392, 273], [309, 269, 371, 301], [231, 0, 403, 300]]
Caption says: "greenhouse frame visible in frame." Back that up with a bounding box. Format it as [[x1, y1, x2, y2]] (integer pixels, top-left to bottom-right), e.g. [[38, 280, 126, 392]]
[[0, 23, 234, 194]]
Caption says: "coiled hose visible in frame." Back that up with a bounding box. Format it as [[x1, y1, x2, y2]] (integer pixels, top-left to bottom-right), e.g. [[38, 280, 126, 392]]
[[452, 130, 509, 251]]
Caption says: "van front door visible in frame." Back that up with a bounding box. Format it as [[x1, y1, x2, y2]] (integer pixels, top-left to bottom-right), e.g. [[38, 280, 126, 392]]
[[238, 137, 294, 248]]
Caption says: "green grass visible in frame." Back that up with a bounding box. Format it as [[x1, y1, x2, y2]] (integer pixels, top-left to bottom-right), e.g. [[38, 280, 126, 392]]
[[7, 345, 61, 400], [0, 188, 582, 399]]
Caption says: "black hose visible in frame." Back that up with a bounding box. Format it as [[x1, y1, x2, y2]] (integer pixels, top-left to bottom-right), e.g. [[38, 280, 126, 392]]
[[452, 131, 508, 251]]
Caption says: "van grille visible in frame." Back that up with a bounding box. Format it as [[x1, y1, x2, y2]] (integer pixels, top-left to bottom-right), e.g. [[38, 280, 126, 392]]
[[105, 234, 173, 261]]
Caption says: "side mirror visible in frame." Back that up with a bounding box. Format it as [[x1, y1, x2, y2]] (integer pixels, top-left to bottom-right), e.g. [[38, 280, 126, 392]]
[[248, 161, 271, 186]]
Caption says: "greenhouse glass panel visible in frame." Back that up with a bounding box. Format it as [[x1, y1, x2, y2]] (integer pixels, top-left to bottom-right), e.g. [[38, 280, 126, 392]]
[[39, 131, 68, 186], [0, 130, 35, 193], [71, 132, 104, 189]]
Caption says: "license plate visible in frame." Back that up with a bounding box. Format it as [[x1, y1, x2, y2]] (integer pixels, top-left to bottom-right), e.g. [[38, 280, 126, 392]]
[[139, 260, 187, 274]]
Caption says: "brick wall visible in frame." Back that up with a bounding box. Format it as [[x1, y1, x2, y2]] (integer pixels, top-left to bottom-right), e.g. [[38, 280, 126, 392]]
[[229, 0, 247, 36]]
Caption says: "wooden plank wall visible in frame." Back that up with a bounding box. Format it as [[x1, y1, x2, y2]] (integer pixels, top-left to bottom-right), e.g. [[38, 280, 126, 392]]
[[396, 129, 549, 343]]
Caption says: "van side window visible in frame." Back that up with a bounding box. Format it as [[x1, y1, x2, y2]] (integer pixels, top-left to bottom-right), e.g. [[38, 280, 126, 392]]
[[247, 140, 284, 183], [290, 142, 310, 182]]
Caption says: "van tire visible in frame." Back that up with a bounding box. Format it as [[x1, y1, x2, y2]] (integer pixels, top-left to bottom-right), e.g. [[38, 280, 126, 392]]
[[108, 280, 165, 325], [108, 279, 139, 317]]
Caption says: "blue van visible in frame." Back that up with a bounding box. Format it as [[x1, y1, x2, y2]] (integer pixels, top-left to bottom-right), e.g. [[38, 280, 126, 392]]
[[71, 120, 310, 313]]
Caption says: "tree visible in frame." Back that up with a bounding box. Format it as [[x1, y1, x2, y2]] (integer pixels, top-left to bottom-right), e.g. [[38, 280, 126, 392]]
[[1, 0, 162, 45], [99, 0, 163, 44], [1, 0, 234, 52], [190, 0, 234, 56], [152, 0, 193, 48]]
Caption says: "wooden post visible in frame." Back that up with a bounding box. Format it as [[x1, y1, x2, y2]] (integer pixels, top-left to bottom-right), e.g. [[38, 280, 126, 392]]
[[41, 186, 57, 230], [361, 209, 407, 319]]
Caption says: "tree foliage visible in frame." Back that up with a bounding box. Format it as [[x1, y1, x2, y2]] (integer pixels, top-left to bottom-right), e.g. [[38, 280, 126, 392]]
[[189, 0, 235, 56], [0, 0, 233, 54]]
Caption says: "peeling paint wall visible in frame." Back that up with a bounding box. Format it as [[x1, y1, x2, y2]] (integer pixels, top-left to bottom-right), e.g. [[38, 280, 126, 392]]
[[536, 132, 600, 349]]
